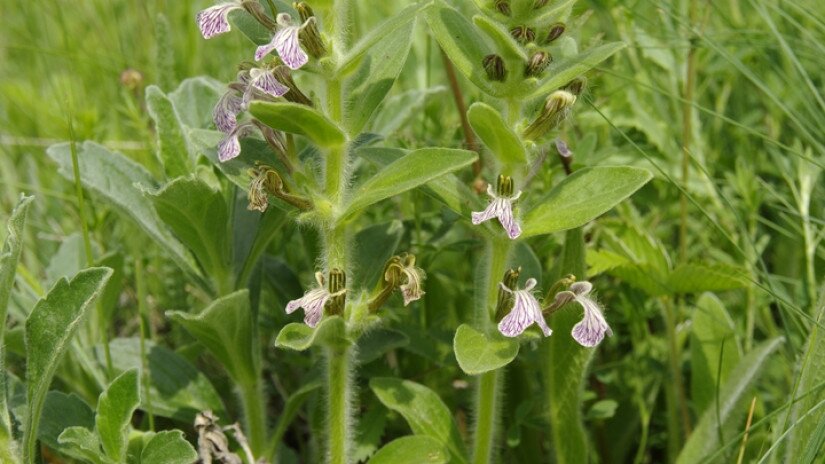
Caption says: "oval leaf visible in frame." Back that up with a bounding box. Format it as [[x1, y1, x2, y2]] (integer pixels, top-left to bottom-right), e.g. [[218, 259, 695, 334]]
[[97, 369, 140, 462], [522, 166, 652, 237], [370, 377, 469, 464], [249, 101, 346, 147], [274, 316, 348, 351], [453, 324, 519, 375], [140, 430, 198, 464], [369, 435, 448, 464], [467, 103, 526, 166], [343, 148, 477, 218]]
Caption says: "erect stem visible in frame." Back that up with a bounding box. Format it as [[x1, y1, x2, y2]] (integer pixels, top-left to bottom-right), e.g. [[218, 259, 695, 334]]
[[238, 377, 268, 456], [471, 238, 512, 464], [326, 346, 354, 464], [679, 0, 698, 263], [440, 49, 480, 177]]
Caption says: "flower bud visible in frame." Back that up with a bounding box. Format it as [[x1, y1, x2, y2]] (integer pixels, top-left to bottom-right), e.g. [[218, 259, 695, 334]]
[[524, 51, 551, 77], [564, 77, 586, 96], [242, 0, 279, 30], [483, 54, 507, 82], [120, 69, 143, 91], [509, 26, 536, 45], [522, 90, 577, 140], [326, 268, 347, 315], [270, 64, 313, 105], [495, 267, 521, 322], [495, 0, 511, 16], [295, 3, 327, 59], [496, 174, 515, 197], [246, 164, 312, 212], [544, 22, 565, 43]]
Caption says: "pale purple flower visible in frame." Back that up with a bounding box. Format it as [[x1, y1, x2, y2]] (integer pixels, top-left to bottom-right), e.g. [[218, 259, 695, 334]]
[[567, 281, 612, 347], [399, 262, 426, 306], [555, 139, 572, 158], [213, 90, 243, 133], [255, 13, 310, 69], [472, 184, 522, 239], [285, 272, 346, 327], [197, 2, 244, 39], [217, 122, 256, 162], [498, 278, 552, 337], [244, 67, 289, 103]]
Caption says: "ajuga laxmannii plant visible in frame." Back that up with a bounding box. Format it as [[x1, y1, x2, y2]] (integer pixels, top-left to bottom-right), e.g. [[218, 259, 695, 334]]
[[0, 0, 658, 463]]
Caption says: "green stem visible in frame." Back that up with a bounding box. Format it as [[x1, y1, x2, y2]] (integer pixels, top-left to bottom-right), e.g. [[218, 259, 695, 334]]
[[326, 346, 353, 464], [471, 238, 512, 463], [239, 378, 268, 455], [134, 255, 155, 432]]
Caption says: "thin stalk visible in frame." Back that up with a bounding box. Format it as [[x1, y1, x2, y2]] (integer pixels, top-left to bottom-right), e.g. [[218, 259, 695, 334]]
[[663, 298, 691, 454], [239, 378, 268, 455], [440, 49, 479, 176], [326, 346, 353, 464], [134, 255, 154, 431], [69, 126, 113, 376], [471, 238, 512, 463], [679, 0, 698, 262]]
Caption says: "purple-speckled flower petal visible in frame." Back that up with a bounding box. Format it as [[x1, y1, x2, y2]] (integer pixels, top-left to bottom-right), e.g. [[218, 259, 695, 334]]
[[471, 186, 522, 240], [471, 201, 498, 225], [213, 90, 243, 133], [249, 68, 289, 98], [196, 3, 242, 39], [570, 282, 612, 347], [285, 287, 330, 328], [497, 278, 551, 337], [217, 123, 255, 162]]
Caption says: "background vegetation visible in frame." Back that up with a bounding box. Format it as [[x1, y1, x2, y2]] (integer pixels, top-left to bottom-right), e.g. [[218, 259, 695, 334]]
[[0, 0, 823, 462]]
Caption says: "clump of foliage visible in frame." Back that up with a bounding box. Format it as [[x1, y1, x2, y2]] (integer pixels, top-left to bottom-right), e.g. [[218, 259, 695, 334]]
[[0, 0, 823, 463]]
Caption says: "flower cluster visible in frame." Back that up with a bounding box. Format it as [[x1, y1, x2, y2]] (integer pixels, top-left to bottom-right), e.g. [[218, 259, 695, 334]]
[[496, 272, 613, 347]]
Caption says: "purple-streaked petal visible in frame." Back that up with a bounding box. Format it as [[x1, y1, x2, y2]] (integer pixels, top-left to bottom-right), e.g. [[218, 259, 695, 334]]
[[571, 295, 611, 347], [272, 26, 308, 69], [249, 68, 289, 97], [472, 202, 498, 225], [498, 294, 532, 337], [285, 296, 305, 314], [495, 198, 522, 239], [254, 35, 280, 62], [570, 281, 592, 296], [218, 133, 241, 162], [196, 3, 241, 39], [555, 139, 572, 158], [213, 91, 243, 133], [302, 294, 329, 328]]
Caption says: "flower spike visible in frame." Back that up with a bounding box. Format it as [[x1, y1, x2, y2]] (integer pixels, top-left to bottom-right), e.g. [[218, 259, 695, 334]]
[[196, 2, 244, 39], [213, 90, 244, 133], [498, 278, 552, 337], [472, 175, 522, 239], [255, 13, 310, 69]]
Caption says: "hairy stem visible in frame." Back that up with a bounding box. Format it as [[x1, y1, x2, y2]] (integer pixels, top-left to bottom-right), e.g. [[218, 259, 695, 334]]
[[471, 238, 512, 463], [239, 378, 268, 456], [326, 346, 353, 464]]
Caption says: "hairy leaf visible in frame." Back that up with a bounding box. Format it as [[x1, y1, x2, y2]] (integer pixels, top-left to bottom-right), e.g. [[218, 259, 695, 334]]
[[96, 369, 140, 462], [453, 324, 519, 375], [369, 435, 448, 464], [249, 101, 346, 147], [146, 85, 191, 178], [467, 102, 526, 167]]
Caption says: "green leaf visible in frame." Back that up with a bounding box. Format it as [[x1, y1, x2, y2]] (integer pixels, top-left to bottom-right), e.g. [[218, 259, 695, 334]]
[[352, 222, 403, 291], [357, 328, 410, 364], [788, 303, 825, 463], [522, 166, 652, 237], [424, 1, 500, 97], [453, 324, 519, 375], [146, 175, 230, 286], [58, 427, 108, 464], [0, 195, 32, 451], [369, 435, 449, 464], [356, 147, 483, 219], [666, 264, 748, 294], [467, 103, 526, 167], [140, 430, 198, 464], [690, 293, 741, 415], [369, 86, 447, 136], [343, 148, 477, 218], [472, 15, 528, 62], [229, 9, 272, 45], [529, 42, 626, 98], [274, 316, 348, 351], [270, 382, 321, 458], [46, 142, 204, 288], [337, 3, 423, 74], [39, 392, 95, 456], [23, 267, 112, 464], [249, 101, 346, 147], [146, 85, 191, 178], [370, 377, 469, 464], [94, 338, 226, 422], [343, 14, 415, 135], [676, 337, 784, 464], [168, 77, 224, 129], [543, 228, 592, 463], [96, 369, 140, 462], [166, 290, 258, 386]]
